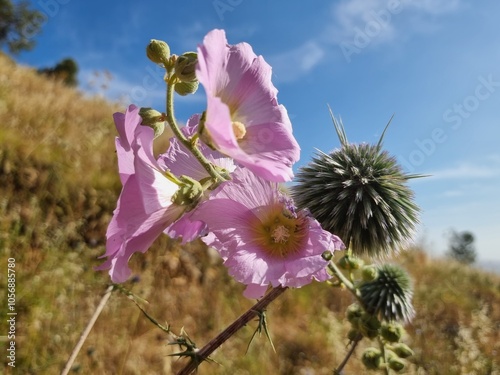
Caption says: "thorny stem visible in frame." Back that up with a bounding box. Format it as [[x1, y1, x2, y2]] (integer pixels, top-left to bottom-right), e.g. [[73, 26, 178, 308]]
[[334, 333, 363, 375], [164, 76, 227, 184], [176, 286, 288, 375], [61, 285, 114, 375]]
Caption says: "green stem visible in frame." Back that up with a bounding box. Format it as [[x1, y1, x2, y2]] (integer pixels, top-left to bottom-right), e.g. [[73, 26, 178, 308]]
[[165, 79, 227, 183], [378, 336, 391, 375], [327, 261, 361, 300], [334, 333, 362, 374]]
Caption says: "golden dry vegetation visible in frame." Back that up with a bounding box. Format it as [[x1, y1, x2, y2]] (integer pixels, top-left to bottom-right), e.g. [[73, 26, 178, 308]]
[[0, 52, 499, 374]]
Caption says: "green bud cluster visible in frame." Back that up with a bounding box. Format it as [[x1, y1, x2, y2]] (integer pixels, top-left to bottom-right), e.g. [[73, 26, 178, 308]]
[[337, 254, 364, 270], [345, 302, 414, 372]]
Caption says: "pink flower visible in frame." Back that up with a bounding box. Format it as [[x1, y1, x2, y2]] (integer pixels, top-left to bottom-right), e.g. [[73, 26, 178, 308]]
[[196, 29, 300, 182], [97, 105, 185, 282], [192, 168, 345, 299]]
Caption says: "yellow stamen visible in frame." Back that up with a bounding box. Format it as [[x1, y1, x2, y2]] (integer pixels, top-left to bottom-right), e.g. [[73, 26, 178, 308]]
[[232, 121, 247, 140], [251, 204, 307, 258]]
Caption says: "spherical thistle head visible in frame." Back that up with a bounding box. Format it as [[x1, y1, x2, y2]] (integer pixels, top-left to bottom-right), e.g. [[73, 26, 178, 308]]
[[291, 112, 421, 258], [359, 264, 415, 323]]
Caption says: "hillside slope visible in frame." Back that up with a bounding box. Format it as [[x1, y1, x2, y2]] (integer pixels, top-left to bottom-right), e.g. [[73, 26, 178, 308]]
[[0, 53, 499, 375]]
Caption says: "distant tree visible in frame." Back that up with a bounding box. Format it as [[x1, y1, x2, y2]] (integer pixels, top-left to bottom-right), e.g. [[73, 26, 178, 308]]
[[447, 230, 477, 264], [38, 58, 79, 86], [0, 0, 44, 54]]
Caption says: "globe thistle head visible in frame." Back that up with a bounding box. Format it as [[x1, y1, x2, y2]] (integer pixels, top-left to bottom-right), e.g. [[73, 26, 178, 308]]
[[359, 264, 415, 323], [291, 112, 421, 257]]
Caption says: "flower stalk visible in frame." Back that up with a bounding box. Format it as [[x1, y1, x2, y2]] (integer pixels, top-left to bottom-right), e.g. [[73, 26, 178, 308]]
[[165, 74, 228, 184]]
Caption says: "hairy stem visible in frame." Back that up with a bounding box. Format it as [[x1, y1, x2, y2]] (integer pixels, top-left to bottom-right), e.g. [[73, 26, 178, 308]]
[[176, 286, 288, 375], [165, 79, 227, 183]]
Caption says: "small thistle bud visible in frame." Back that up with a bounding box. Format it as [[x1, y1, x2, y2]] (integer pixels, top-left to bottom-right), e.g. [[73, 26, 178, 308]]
[[381, 322, 405, 343], [291, 113, 421, 257], [175, 52, 198, 82], [361, 348, 383, 370], [361, 265, 378, 282], [146, 39, 170, 65], [139, 107, 165, 138], [359, 264, 415, 323], [388, 357, 407, 372], [174, 80, 199, 96], [392, 343, 414, 358], [172, 175, 203, 207], [358, 313, 381, 339], [346, 303, 364, 327]]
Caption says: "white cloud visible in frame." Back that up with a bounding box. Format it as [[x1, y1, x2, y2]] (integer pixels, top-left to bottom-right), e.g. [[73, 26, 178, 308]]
[[426, 162, 500, 180], [268, 40, 325, 83], [326, 0, 462, 47]]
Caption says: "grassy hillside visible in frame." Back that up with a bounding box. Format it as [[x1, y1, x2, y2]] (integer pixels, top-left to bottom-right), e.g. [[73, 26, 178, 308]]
[[0, 52, 499, 375]]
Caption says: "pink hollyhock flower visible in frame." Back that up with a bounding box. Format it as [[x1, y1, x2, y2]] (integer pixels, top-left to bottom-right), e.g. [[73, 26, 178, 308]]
[[192, 167, 345, 299], [97, 105, 186, 283], [196, 29, 300, 182]]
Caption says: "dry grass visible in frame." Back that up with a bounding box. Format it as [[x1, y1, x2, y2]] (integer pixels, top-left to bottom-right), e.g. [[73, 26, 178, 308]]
[[0, 52, 499, 374]]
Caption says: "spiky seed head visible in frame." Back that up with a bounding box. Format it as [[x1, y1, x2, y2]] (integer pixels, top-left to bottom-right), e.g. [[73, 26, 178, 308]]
[[291, 114, 421, 257], [359, 264, 415, 323]]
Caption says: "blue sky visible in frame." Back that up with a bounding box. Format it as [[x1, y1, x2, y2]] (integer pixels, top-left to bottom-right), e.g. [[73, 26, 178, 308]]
[[14, 0, 500, 264]]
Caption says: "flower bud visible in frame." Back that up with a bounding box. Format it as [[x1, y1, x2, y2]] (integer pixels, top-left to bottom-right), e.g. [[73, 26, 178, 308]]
[[361, 348, 382, 370], [337, 254, 363, 270], [358, 313, 381, 339], [346, 303, 364, 327], [174, 80, 199, 96], [175, 52, 198, 82], [146, 39, 170, 65], [139, 107, 165, 138], [381, 322, 405, 343], [392, 343, 414, 358], [388, 357, 406, 372], [361, 265, 378, 281], [172, 175, 203, 207], [347, 328, 361, 342]]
